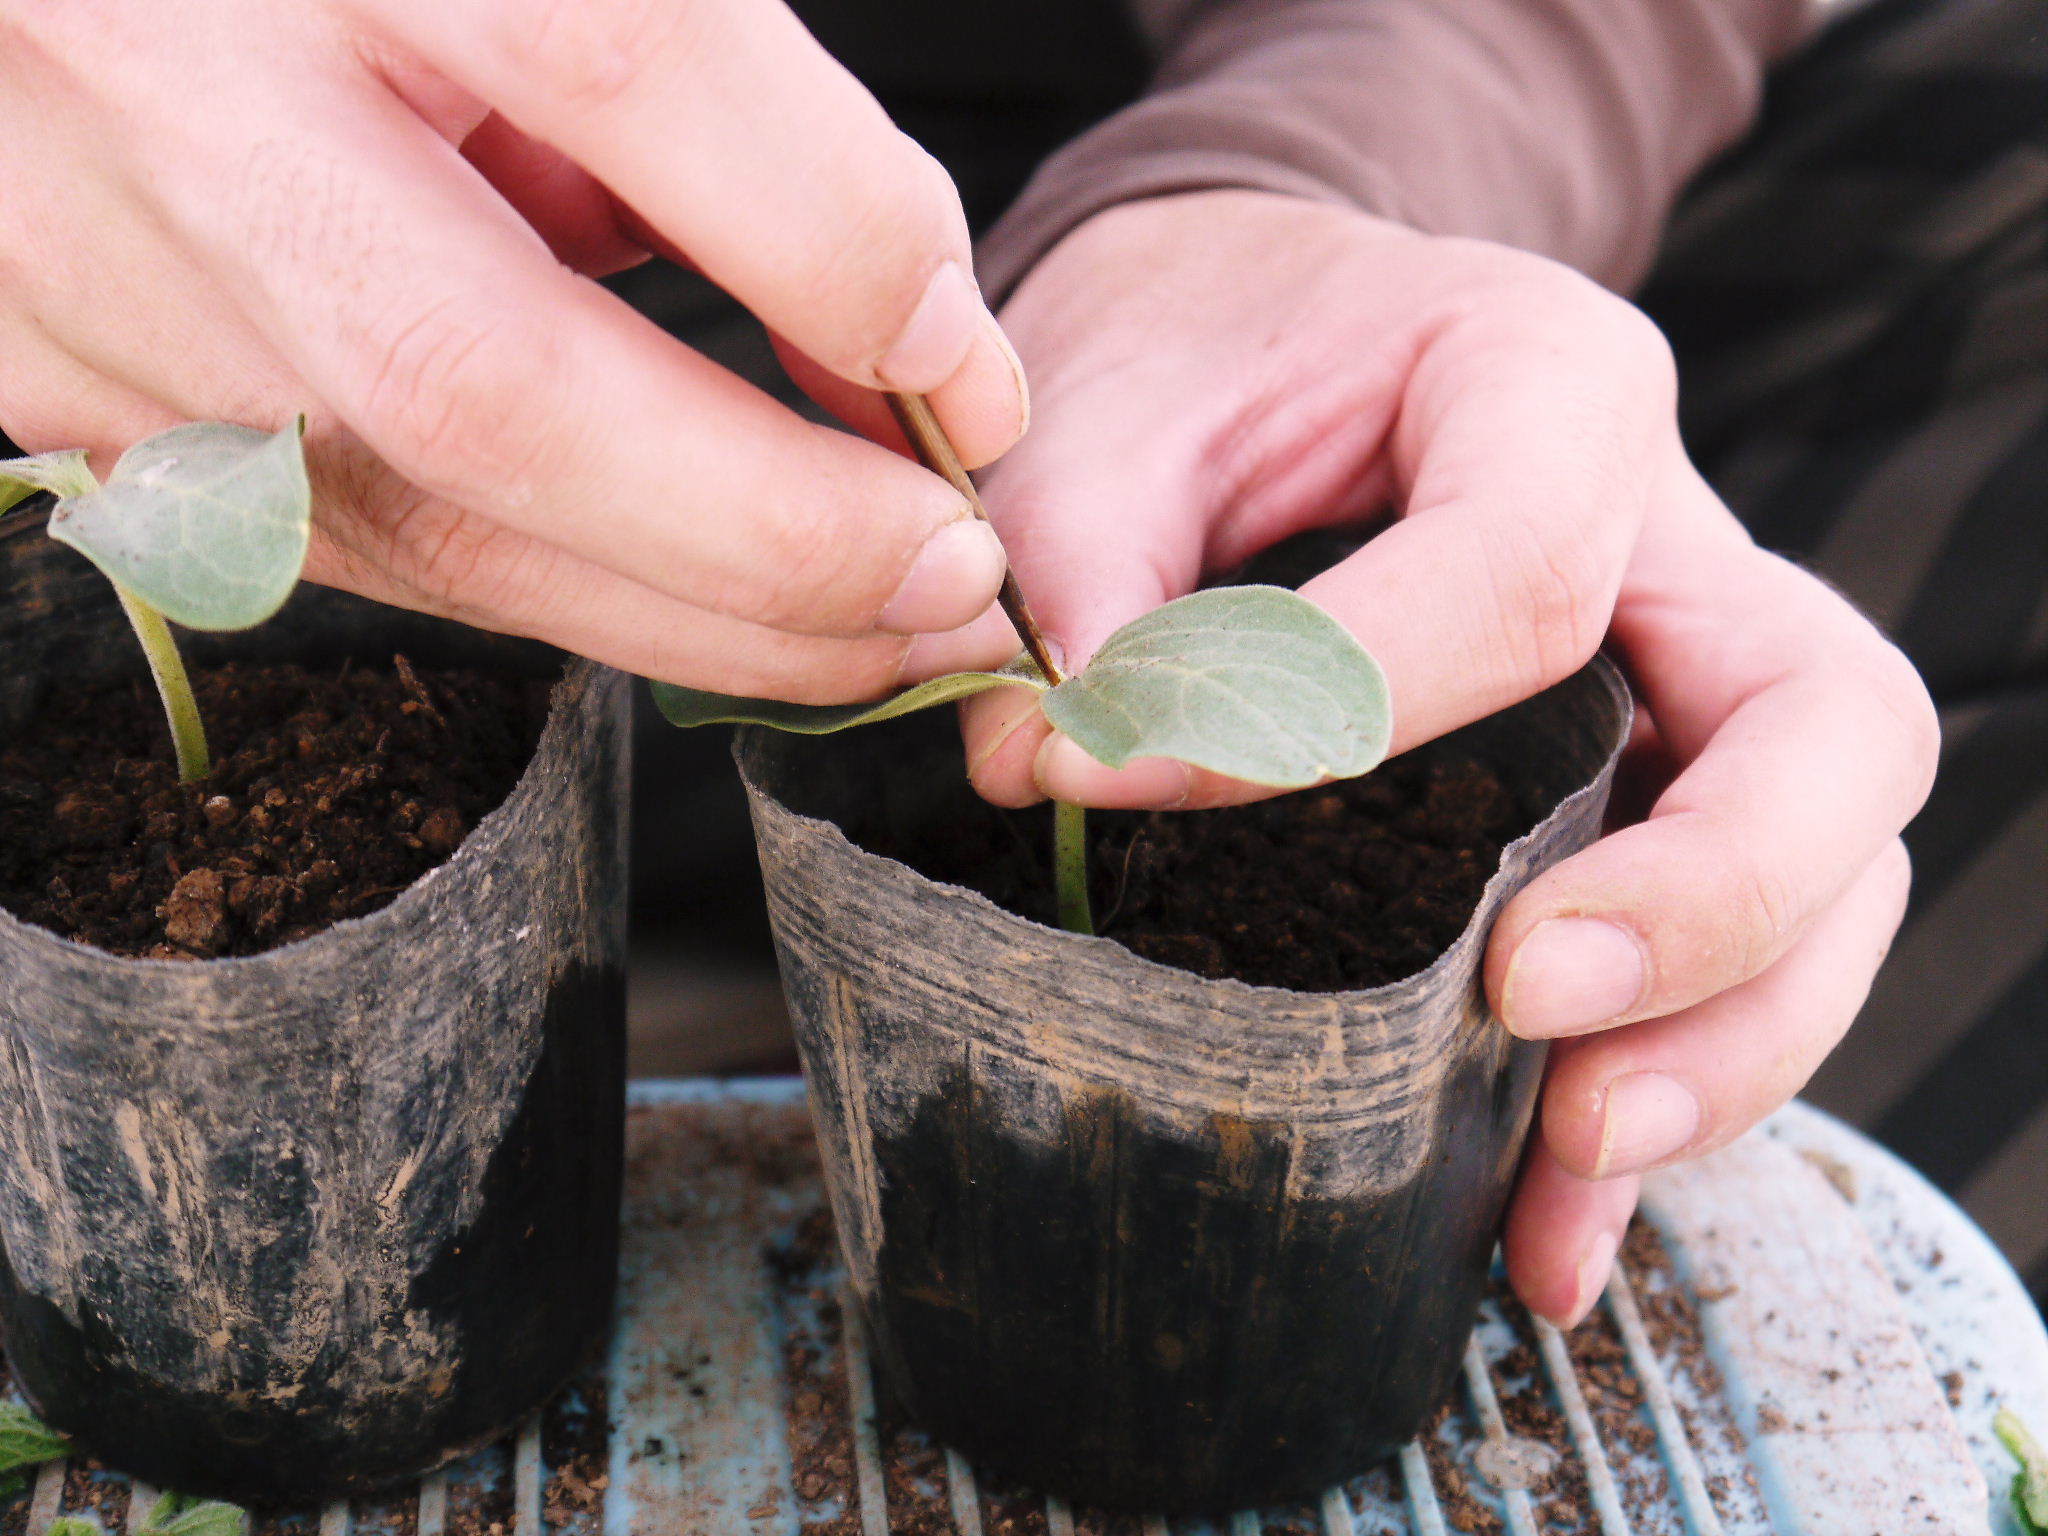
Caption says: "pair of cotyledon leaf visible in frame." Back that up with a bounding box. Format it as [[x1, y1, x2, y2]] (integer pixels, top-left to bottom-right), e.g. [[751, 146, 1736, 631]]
[[0, 420, 1394, 788]]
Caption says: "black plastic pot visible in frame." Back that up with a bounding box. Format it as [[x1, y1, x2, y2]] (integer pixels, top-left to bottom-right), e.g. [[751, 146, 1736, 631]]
[[737, 658, 1632, 1510], [0, 534, 630, 1504]]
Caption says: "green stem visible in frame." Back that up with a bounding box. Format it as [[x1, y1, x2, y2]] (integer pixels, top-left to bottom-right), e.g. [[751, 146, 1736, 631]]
[[112, 581, 210, 783], [1053, 799, 1094, 935]]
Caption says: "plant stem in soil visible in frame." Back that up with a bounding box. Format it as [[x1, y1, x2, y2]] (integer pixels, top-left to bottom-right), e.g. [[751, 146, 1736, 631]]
[[1054, 798, 1094, 935], [112, 581, 210, 783]]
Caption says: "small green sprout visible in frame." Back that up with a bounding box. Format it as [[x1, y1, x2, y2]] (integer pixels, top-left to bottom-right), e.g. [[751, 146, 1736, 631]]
[[0, 1403, 244, 1535], [132, 1491, 248, 1536], [42, 1494, 244, 1536], [0, 1400, 69, 1498], [656, 583, 1395, 936], [0, 420, 313, 783], [1998, 1407, 2048, 1535]]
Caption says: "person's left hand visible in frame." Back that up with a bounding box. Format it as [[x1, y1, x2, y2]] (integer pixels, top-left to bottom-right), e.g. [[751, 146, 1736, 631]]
[[911, 189, 1936, 1327]]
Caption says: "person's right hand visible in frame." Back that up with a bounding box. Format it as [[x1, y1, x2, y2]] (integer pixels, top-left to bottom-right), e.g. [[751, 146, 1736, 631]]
[[0, 0, 1027, 698]]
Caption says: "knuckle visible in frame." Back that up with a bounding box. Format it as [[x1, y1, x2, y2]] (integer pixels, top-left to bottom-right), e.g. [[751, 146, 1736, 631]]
[[351, 293, 573, 500], [1483, 514, 1613, 684], [811, 141, 969, 368], [720, 497, 866, 631], [400, 512, 523, 615], [497, 0, 712, 112], [1485, 258, 1678, 409], [1862, 640, 1942, 800], [710, 434, 925, 632], [1718, 838, 1806, 975], [365, 488, 532, 620], [1596, 298, 1678, 402]]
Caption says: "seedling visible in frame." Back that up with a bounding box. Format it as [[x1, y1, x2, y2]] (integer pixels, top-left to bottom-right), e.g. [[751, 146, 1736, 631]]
[[0, 420, 314, 783], [0, 1401, 69, 1498], [0, 1405, 244, 1535], [49, 1497, 245, 1536], [656, 583, 1395, 934]]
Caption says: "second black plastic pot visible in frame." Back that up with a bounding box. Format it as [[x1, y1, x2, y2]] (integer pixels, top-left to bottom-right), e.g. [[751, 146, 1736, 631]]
[[738, 658, 1632, 1511], [0, 535, 630, 1504]]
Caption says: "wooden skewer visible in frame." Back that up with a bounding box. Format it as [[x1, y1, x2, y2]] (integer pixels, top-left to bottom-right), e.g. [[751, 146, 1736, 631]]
[[885, 391, 1064, 685]]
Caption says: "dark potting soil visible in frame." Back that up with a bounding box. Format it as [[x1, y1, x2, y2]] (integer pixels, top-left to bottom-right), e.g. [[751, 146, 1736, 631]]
[[851, 750, 1533, 993], [0, 656, 550, 959]]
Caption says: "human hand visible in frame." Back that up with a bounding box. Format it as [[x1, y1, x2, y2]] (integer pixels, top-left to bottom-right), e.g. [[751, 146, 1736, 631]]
[[961, 190, 1938, 1324], [0, 0, 1028, 698]]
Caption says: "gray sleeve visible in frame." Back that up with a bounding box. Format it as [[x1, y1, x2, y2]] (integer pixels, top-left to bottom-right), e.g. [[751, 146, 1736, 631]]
[[978, 0, 1814, 300]]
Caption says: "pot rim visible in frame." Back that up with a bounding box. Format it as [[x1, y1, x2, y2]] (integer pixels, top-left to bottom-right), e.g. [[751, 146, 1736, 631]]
[[0, 631, 609, 972], [738, 652, 1634, 1008]]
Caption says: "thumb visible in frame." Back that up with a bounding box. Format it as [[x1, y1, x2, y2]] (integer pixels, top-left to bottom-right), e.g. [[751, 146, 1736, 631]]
[[960, 400, 1204, 807]]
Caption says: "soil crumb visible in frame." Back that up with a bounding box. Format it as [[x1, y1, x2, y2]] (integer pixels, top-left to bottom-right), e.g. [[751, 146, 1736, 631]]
[[852, 750, 1532, 992], [0, 656, 550, 958]]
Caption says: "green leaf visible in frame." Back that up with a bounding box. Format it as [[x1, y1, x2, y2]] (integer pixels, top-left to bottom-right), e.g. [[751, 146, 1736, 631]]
[[0, 449, 99, 513], [46, 419, 310, 631], [48, 1516, 105, 1536], [651, 587, 1392, 790], [652, 659, 1046, 734], [136, 1492, 246, 1536], [0, 1403, 70, 1473], [1999, 1409, 2048, 1532], [1039, 585, 1392, 787]]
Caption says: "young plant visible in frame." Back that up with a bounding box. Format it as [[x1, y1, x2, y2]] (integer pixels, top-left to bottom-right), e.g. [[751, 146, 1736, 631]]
[[655, 582, 1395, 935], [48, 1500, 245, 1536], [0, 1404, 243, 1536], [0, 1401, 70, 1499], [0, 420, 313, 783], [128, 1491, 249, 1536]]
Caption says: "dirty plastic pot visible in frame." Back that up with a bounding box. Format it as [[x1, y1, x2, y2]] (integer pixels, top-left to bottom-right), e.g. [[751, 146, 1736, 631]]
[[737, 657, 1632, 1510], [0, 534, 630, 1505]]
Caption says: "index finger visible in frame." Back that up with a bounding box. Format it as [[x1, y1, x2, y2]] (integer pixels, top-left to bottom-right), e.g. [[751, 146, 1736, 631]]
[[371, 0, 1027, 441]]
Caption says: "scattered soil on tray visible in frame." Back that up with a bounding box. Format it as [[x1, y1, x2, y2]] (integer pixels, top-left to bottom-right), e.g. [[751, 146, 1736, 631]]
[[445, 1455, 514, 1536], [541, 1364, 611, 1536], [0, 656, 550, 958], [60, 1458, 130, 1533], [1563, 1286, 1675, 1519], [1481, 1290, 1597, 1535], [349, 1493, 419, 1536], [1621, 1220, 1768, 1526], [773, 1209, 861, 1536], [1420, 1399, 1505, 1534], [771, 1203, 1144, 1536], [853, 750, 1533, 992]]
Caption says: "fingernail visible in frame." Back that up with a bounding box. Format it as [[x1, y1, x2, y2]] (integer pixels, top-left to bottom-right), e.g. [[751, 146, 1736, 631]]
[[878, 261, 985, 393], [1563, 1229, 1621, 1329], [1591, 1071, 1701, 1179], [1500, 917, 1647, 1037], [981, 308, 1031, 440], [1035, 735, 1191, 808], [968, 690, 1049, 779], [880, 517, 1008, 635]]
